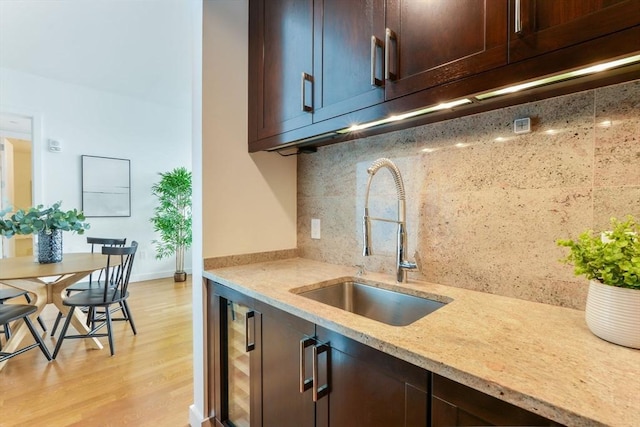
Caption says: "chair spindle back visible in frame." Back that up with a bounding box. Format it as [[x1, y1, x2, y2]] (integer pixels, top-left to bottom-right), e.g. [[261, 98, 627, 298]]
[[101, 241, 138, 303]]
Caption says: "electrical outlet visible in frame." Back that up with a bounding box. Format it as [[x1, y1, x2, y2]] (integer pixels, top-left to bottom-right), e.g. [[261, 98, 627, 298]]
[[311, 219, 321, 239], [513, 117, 531, 134]]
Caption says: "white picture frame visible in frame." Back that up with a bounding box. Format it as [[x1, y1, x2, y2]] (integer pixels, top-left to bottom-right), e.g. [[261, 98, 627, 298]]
[[81, 155, 131, 217]]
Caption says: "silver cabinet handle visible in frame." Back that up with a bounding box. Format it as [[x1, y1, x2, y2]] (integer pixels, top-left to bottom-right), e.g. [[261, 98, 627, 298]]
[[370, 36, 384, 87], [301, 72, 314, 112], [514, 0, 522, 34], [312, 342, 330, 402], [245, 310, 255, 352], [385, 28, 398, 81], [299, 337, 315, 393]]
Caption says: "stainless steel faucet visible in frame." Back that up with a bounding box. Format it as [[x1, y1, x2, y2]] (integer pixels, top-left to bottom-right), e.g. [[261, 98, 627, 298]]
[[362, 158, 417, 282]]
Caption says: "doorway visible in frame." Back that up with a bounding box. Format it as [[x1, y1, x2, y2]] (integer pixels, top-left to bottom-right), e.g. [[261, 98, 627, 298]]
[[0, 112, 34, 257]]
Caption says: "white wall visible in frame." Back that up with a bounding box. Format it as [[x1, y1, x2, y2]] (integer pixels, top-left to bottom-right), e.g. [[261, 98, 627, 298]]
[[201, 1, 297, 258], [0, 67, 192, 281], [190, 1, 204, 425], [190, 0, 297, 424]]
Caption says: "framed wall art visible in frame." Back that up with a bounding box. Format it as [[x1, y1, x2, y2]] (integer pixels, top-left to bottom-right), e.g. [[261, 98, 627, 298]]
[[81, 155, 131, 217]]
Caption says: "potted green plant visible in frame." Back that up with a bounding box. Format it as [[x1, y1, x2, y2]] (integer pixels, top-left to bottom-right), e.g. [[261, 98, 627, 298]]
[[557, 215, 639, 349], [150, 167, 192, 282], [0, 201, 90, 263]]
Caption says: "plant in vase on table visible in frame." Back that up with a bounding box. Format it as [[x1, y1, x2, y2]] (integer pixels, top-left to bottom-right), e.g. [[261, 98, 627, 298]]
[[557, 215, 639, 349], [0, 201, 90, 263]]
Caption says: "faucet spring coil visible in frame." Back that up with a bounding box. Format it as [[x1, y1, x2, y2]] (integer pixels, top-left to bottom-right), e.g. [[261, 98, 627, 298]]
[[366, 158, 406, 200]]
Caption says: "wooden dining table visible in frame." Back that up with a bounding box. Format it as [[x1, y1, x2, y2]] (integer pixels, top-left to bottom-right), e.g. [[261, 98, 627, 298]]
[[0, 253, 114, 371]]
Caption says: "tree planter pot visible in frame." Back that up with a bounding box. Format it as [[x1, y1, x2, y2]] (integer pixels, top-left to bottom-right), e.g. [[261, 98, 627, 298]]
[[585, 280, 640, 349], [38, 229, 63, 264]]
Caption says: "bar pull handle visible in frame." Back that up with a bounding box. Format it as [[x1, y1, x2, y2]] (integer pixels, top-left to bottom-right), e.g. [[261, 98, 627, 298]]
[[301, 72, 314, 112], [299, 337, 315, 393], [514, 0, 522, 34], [312, 342, 330, 402], [385, 28, 398, 81], [245, 310, 255, 352], [370, 36, 384, 87]]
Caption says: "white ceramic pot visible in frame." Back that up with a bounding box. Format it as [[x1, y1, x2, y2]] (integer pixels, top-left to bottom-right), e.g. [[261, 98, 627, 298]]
[[585, 280, 640, 349]]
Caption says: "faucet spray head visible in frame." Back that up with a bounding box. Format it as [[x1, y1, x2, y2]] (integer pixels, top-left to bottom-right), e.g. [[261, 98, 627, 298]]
[[363, 210, 372, 256]]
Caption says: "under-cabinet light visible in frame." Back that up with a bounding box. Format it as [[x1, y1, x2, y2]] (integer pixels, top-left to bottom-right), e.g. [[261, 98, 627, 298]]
[[271, 54, 639, 153], [337, 98, 472, 134], [475, 54, 640, 101]]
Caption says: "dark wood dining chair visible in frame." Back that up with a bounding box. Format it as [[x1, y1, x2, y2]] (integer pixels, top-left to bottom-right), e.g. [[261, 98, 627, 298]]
[[0, 288, 47, 349], [50, 237, 127, 336], [0, 303, 52, 363], [52, 241, 138, 358]]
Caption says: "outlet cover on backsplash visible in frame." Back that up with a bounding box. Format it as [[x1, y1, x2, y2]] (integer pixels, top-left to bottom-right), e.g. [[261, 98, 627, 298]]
[[311, 219, 321, 239]]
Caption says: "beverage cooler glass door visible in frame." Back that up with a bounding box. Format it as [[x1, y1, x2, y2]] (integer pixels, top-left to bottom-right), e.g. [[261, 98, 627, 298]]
[[227, 301, 254, 427]]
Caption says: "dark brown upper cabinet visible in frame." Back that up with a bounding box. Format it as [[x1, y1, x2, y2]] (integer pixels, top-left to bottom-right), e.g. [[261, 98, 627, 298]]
[[312, 0, 386, 123], [251, 0, 314, 142], [250, 0, 386, 143], [248, 0, 640, 152], [384, 0, 509, 100], [509, 0, 640, 62]]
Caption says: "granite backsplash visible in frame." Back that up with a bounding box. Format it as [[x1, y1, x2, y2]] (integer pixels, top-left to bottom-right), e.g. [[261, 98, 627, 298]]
[[297, 79, 640, 309]]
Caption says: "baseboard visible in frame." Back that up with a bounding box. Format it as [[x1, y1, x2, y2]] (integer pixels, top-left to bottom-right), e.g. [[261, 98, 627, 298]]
[[189, 404, 212, 427], [129, 268, 192, 283]]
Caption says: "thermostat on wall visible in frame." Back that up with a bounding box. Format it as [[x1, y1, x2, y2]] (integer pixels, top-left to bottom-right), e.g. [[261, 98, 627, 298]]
[[48, 139, 62, 152]]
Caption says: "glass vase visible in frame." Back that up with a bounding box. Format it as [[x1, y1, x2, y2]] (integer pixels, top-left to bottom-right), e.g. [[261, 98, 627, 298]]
[[38, 229, 63, 263]]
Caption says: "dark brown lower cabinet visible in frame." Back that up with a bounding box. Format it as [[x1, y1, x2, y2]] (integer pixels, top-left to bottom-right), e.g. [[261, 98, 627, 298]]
[[314, 326, 430, 427], [256, 300, 315, 427], [431, 374, 562, 427], [208, 281, 564, 427], [256, 300, 429, 427], [209, 281, 428, 427]]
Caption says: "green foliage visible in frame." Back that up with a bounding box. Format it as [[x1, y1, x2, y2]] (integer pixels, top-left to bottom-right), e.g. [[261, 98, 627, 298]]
[[557, 216, 640, 289], [150, 167, 192, 260], [0, 201, 90, 237]]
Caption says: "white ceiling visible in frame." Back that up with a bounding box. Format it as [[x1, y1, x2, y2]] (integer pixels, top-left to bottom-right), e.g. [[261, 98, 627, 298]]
[[0, 0, 194, 110]]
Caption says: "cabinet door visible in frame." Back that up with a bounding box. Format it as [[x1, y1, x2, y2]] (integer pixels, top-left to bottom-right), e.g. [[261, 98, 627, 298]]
[[311, 0, 386, 123], [509, 0, 640, 62], [385, 0, 508, 100], [256, 301, 316, 427], [252, 0, 314, 140], [432, 374, 562, 426], [315, 326, 429, 427]]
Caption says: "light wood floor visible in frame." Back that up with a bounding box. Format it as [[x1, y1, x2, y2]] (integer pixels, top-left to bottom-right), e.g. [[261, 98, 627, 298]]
[[0, 276, 193, 427]]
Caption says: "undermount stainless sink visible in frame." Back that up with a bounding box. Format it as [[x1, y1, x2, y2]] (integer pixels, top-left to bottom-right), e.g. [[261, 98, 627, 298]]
[[296, 281, 448, 326]]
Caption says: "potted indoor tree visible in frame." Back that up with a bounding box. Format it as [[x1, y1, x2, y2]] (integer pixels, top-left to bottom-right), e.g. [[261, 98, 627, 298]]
[[0, 201, 90, 263], [150, 167, 192, 282], [557, 216, 639, 349]]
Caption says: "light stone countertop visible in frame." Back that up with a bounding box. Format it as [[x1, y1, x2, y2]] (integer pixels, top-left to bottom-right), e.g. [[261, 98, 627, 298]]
[[203, 257, 640, 427]]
